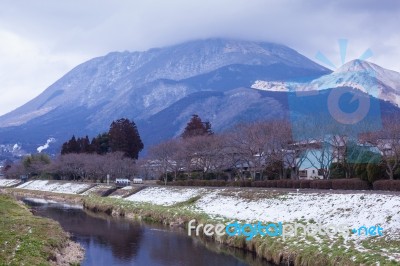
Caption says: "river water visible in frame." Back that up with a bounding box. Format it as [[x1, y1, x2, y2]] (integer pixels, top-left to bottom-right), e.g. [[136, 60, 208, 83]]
[[24, 199, 274, 266]]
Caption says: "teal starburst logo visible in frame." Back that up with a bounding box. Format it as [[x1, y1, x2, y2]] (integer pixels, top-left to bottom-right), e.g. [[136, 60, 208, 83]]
[[315, 39, 373, 69]]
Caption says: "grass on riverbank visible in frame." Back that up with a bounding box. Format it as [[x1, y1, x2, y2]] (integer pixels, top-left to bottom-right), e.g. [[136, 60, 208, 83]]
[[0, 194, 70, 265], [83, 195, 399, 266]]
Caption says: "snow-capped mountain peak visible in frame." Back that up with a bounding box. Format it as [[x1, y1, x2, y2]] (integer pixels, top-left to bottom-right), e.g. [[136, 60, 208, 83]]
[[251, 59, 400, 106], [335, 59, 376, 73]]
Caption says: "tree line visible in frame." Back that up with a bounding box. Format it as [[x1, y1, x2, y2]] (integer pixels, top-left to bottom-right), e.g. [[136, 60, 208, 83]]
[[146, 115, 400, 184], [61, 118, 143, 159], [5, 152, 137, 182], [5, 118, 142, 181], [4, 114, 400, 184]]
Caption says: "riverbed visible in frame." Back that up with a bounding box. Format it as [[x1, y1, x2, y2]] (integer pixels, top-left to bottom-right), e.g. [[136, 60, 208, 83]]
[[23, 198, 273, 266]]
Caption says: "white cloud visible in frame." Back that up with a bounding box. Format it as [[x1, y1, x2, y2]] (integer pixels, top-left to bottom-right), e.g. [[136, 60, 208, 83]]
[[0, 0, 399, 115], [0, 29, 87, 115]]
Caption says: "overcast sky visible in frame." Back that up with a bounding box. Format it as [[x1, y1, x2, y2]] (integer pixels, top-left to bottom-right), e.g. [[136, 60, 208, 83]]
[[0, 0, 399, 115]]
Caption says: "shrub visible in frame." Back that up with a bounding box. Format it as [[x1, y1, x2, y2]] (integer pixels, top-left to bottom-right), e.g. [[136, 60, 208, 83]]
[[300, 180, 311, 188], [204, 172, 217, 180], [242, 180, 252, 187], [265, 180, 277, 187], [276, 180, 289, 188], [354, 163, 368, 181], [329, 162, 346, 179], [331, 178, 370, 190], [373, 180, 400, 191], [173, 180, 185, 186], [310, 180, 332, 189], [366, 163, 386, 183], [291, 180, 301, 188], [195, 180, 207, 186], [252, 181, 266, 187], [186, 179, 195, 186], [175, 173, 187, 180], [228, 181, 240, 187], [208, 180, 227, 187]]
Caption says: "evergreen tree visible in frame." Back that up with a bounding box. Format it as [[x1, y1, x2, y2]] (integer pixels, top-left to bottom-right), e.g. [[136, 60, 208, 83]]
[[181, 114, 213, 139], [91, 133, 110, 155], [59, 119, 143, 158], [61, 135, 79, 154], [78, 135, 91, 153], [68, 135, 80, 153], [61, 141, 69, 155], [108, 118, 144, 159]]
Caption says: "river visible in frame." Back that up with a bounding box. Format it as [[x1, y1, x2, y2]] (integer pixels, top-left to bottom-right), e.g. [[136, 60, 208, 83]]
[[23, 198, 274, 266]]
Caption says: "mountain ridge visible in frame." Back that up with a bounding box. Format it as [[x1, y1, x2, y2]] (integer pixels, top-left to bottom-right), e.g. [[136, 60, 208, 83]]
[[1, 38, 399, 157]]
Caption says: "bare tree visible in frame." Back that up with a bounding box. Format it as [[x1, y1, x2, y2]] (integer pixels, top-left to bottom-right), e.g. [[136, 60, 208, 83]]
[[366, 118, 400, 180], [48, 152, 137, 182], [267, 120, 292, 179], [305, 140, 335, 179], [4, 163, 27, 179], [181, 135, 220, 179], [302, 122, 338, 180], [228, 122, 276, 180], [51, 153, 85, 180], [102, 152, 137, 179], [148, 140, 179, 184]]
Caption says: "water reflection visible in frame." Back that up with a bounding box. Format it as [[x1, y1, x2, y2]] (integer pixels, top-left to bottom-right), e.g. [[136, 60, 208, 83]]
[[24, 199, 273, 266]]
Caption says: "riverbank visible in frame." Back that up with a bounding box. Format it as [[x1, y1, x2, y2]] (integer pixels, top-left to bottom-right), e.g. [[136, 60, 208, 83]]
[[0, 194, 84, 265], [83, 187, 400, 266], [2, 183, 400, 265]]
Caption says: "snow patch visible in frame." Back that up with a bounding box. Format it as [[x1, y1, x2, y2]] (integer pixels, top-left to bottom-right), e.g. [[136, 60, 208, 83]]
[[0, 179, 20, 187], [17, 180, 91, 194], [251, 80, 289, 92], [125, 187, 204, 206], [12, 144, 20, 152]]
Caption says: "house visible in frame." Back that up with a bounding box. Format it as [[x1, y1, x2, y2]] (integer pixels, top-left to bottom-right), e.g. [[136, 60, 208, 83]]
[[297, 149, 325, 179], [115, 178, 130, 187], [133, 178, 143, 184], [293, 135, 382, 179]]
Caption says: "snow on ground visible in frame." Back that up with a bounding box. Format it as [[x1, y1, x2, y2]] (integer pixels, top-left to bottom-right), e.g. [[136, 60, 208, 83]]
[[125, 187, 205, 206], [123, 186, 400, 240], [108, 186, 136, 198], [0, 179, 20, 187], [109, 195, 123, 199], [16, 180, 91, 194], [194, 191, 400, 239]]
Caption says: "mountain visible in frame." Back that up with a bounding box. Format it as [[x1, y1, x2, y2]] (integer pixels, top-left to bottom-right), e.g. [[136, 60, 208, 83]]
[[0, 38, 331, 155], [252, 59, 400, 107], [2, 39, 400, 158]]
